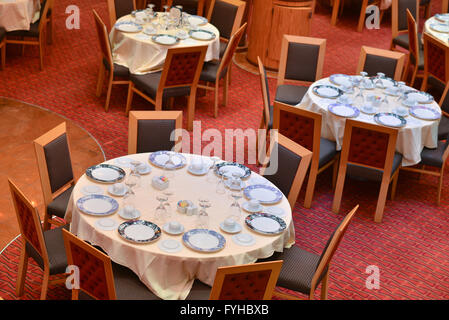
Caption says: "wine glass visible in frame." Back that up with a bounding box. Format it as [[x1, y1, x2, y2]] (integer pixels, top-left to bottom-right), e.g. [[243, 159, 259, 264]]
[[162, 189, 174, 216], [206, 156, 220, 183], [228, 190, 243, 222], [375, 72, 385, 88], [154, 195, 168, 225], [216, 168, 228, 194], [125, 172, 140, 195], [196, 198, 210, 230], [162, 152, 177, 179]]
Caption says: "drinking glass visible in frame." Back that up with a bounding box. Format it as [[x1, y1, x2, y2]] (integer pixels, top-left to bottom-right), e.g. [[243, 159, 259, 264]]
[[162, 152, 177, 179], [162, 189, 174, 216], [196, 198, 210, 230], [216, 168, 228, 194], [206, 156, 219, 183], [228, 190, 243, 222], [125, 172, 140, 195], [375, 72, 385, 88], [154, 195, 168, 225]]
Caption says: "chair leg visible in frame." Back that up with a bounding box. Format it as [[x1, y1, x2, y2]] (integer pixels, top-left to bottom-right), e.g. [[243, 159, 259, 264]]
[[390, 170, 399, 201], [214, 82, 219, 118], [331, 0, 341, 25], [420, 75, 429, 91], [224, 71, 229, 107], [39, 37, 44, 71], [16, 243, 29, 297], [332, 164, 347, 214], [374, 175, 391, 223], [437, 167, 445, 206], [304, 162, 319, 209], [320, 269, 330, 300], [187, 91, 196, 131], [104, 73, 114, 112], [125, 83, 134, 116], [96, 63, 106, 97], [357, 0, 369, 32], [0, 43, 5, 70], [332, 156, 339, 190], [40, 268, 50, 300]]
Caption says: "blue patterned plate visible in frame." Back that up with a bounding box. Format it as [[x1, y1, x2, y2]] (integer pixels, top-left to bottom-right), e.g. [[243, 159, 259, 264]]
[[189, 29, 216, 41], [118, 220, 161, 244], [149, 151, 186, 169], [404, 90, 434, 104], [429, 23, 449, 33], [188, 15, 208, 26], [409, 106, 441, 121], [151, 34, 180, 45], [77, 194, 119, 216], [86, 164, 126, 184], [328, 103, 360, 118], [329, 74, 352, 86], [215, 162, 251, 179], [435, 13, 449, 23], [115, 21, 143, 33], [182, 229, 226, 253], [374, 113, 407, 128], [243, 184, 283, 204], [245, 213, 286, 236], [312, 85, 343, 98]]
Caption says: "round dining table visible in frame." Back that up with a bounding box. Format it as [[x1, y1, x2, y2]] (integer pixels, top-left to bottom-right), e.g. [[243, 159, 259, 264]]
[[109, 13, 220, 75], [0, 0, 40, 31], [298, 76, 441, 167], [423, 13, 449, 43], [64, 152, 294, 300]]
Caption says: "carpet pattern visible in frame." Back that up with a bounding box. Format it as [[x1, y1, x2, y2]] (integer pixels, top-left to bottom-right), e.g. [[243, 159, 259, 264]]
[[1, 0, 449, 300]]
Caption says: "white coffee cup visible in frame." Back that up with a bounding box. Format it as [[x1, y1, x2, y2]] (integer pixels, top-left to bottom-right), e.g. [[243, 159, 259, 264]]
[[248, 199, 260, 210], [124, 204, 135, 216], [169, 221, 181, 232], [223, 218, 235, 229], [113, 183, 125, 193], [191, 158, 203, 171]]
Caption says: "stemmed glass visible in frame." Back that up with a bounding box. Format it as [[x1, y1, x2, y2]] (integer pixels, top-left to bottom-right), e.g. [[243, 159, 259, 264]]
[[216, 168, 228, 194], [375, 72, 385, 88], [162, 151, 177, 179], [162, 189, 174, 216], [125, 171, 140, 195], [196, 197, 211, 230], [228, 189, 243, 222], [206, 156, 219, 183], [154, 195, 169, 225]]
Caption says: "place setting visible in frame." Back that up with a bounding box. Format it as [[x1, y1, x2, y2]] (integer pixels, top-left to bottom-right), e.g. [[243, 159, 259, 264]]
[[245, 212, 287, 236], [149, 150, 187, 170], [86, 163, 126, 184], [312, 84, 343, 99], [114, 20, 143, 33], [151, 34, 180, 46], [328, 103, 360, 118], [118, 220, 162, 244], [76, 194, 119, 217], [243, 184, 283, 205], [187, 156, 212, 176], [215, 161, 251, 180], [188, 29, 216, 41]]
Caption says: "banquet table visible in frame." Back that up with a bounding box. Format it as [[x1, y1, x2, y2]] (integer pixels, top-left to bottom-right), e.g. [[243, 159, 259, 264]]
[[0, 0, 40, 32], [423, 14, 449, 44], [298, 77, 441, 167], [64, 152, 295, 300], [110, 13, 220, 75]]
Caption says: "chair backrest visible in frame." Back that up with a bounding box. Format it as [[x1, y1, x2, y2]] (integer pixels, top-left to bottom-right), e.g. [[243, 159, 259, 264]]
[[260, 133, 313, 208], [277, 35, 326, 87], [93, 10, 113, 69], [166, 0, 205, 16], [209, 260, 283, 300], [356, 46, 406, 80], [439, 80, 449, 114], [444, 0, 449, 13], [8, 179, 48, 264], [257, 56, 271, 130], [406, 9, 419, 63], [108, 0, 136, 27], [34, 122, 75, 207], [62, 229, 117, 300], [217, 23, 247, 76], [38, 0, 52, 33], [422, 32, 449, 85], [391, 0, 419, 38], [128, 110, 183, 154], [158, 45, 208, 94], [310, 205, 359, 297], [207, 0, 246, 41], [272, 101, 322, 170]]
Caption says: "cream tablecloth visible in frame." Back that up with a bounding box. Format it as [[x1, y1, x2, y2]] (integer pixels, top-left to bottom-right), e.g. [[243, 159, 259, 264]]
[[298, 77, 440, 167], [0, 0, 40, 31], [424, 15, 449, 44], [110, 14, 220, 75], [64, 153, 295, 300]]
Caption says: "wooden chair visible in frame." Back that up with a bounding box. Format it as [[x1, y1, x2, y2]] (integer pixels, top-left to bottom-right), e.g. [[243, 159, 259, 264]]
[[260, 133, 313, 209], [330, 0, 384, 32], [197, 23, 246, 118], [128, 110, 183, 154], [107, 0, 136, 28], [93, 9, 130, 112], [420, 32, 449, 93], [0, 27, 5, 70], [332, 120, 402, 223], [165, 0, 206, 15], [126, 45, 207, 131], [356, 46, 406, 81], [437, 82, 449, 141], [390, 0, 419, 52], [275, 35, 326, 106], [420, 0, 431, 20], [256, 56, 273, 163], [9, 179, 68, 300], [40, 0, 54, 44], [5, 0, 52, 70], [33, 122, 75, 230], [272, 101, 339, 209], [264, 205, 359, 300], [443, 0, 449, 13], [402, 9, 423, 86], [209, 261, 283, 300]]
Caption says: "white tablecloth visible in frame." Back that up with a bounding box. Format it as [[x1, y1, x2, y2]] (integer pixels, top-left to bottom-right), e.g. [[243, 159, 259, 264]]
[[64, 153, 294, 300], [110, 14, 220, 75], [0, 0, 40, 31], [298, 77, 440, 167], [424, 16, 449, 44]]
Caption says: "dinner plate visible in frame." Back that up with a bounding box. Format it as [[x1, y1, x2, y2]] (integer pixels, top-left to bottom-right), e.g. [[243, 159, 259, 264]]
[[374, 113, 407, 128], [328, 103, 360, 118], [243, 184, 283, 204], [329, 74, 352, 86], [245, 213, 287, 235], [182, 229, 226, 253], [435, 13, 449, 23], [95, 218, 119, 231], [215, 162, 251, 179], [158, 239, 182, 253], [86, 164, 126, 184], [151, 34, 180, 46], [188, 29, 216, 41], [77, 194, 119, 216], [409, 106, 441, 121], [403, 90, 434, 104], [118, 220, 161, 244], [312, 85, 343, 99], [242, 201, 263, 213], [429, 23, 449, 33], [115, 21, 143, 33], [148, 151, 187, 169], [232, 233, 256, 246], [117, 208, 141, 220], [219, 222, 242, 234], [81, 185, 104, 196], [188, 15, 208, 26]]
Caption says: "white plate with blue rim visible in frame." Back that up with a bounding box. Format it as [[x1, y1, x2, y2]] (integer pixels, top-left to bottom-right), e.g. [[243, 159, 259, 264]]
[[77, 194, 119, 216], [215, 162, 251, 179], [403, 90, 434, 104], [312, 85, 343, 99], [374, 113, 407, 128], [152, 34, 180, 46], [429, 23, 449, 33], [118, 220, 161, 244], [243, 184, 283, 205], [435, 13, 449, 23], [86, 164, 126, 184], [115, 21, 143, 33], [188, 29, 216, 41], [182, 229, 226, 253], [329, 74, 352, 86], [245, 213, 287, 236], [409, 106, 441, 121], [188, 15, 208, 26], [328, 103, 360, 118], [148, 151, 187, 169]]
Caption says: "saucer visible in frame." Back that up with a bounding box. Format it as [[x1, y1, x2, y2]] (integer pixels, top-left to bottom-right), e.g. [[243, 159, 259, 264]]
[[162, 222, 185, 235], [118, 208, 141, 220], [136, 164, 152, 175], [158, 239, 182, 253], [263, 206, 286, 217], [107, 185, 129, 197], [95, 218, 118, 231], [232, 233, 256, 246], [219, 222, 242, 234], [360, 105, 376, 115], [187, 165, 209, 176], [242, 201, 263, 213], [81, 185, 104, 196]]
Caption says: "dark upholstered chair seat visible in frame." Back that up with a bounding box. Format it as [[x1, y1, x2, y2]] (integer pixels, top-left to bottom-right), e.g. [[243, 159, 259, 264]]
[[47, 185, 74, 219], [420, 141, 448, 168], [319, 138, 337, 168], [346, 152, 402, 182], [275, 84, 308, 106], [410, 48, 424, 69], [200, 61, 228, 83], [7, 20, 40, 38], [420, 0, 430, 5], [393, 32, 422, 50], [438, 116, 449, 140], [26, 225, 69, 275], [130, 72, 191, 100], [219, 41, 227, 58], [103, 58, 130, 78], [0, 27, 6, 40]]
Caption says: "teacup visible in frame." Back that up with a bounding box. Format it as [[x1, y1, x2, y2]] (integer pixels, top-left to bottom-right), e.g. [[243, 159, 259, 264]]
[[395, 107, 407, 116], [248, 199, 261, 210], [113, 183, 125, 194], [223, 218, 236, 230], [123, 204, 135, 217], [168, 221, 181, 233], [137, 163, 147, 173], [192, 161, 203, 171]]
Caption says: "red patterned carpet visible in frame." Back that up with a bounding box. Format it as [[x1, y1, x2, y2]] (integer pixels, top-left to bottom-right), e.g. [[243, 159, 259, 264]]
[[1, 0, 449, 300]]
